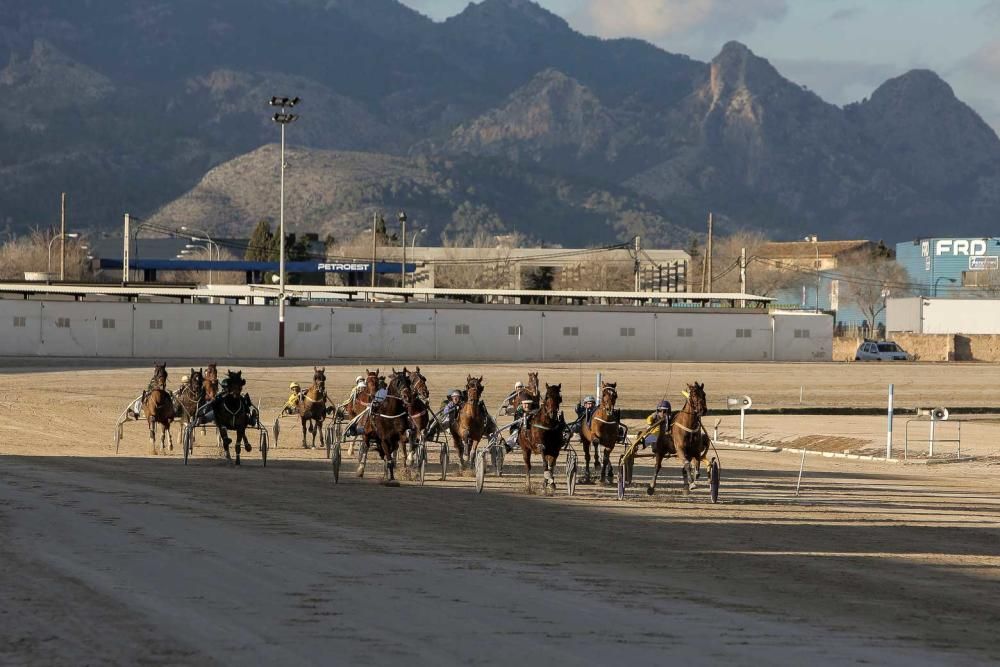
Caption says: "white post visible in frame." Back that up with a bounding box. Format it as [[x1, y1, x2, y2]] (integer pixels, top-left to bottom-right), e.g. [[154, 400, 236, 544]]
[[278, 122, 286, 358], [795, 448, 806, 496], [595, 372, 601, 399], [886, 384, 894, 459], [740, 406, 746, 441], [123, 213, 130, 283], [929, 415, 936, 457]]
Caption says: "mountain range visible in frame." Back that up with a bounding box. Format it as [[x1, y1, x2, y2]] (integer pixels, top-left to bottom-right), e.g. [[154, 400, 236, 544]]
[[2, 0, 999, 246]]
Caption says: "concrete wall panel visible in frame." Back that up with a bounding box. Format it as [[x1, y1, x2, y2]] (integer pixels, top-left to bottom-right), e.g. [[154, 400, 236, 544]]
[[0, 301, 42, 355]]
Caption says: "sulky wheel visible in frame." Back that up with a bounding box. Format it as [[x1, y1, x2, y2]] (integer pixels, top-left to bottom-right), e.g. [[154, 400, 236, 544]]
[[332, 441, 342, 484], [260, 430, 269, 467], [440, 443, 449, 481], [417, 442, 427, 486], [566, 450, 578, 497], [183, 424, 193, 465], [475, 450, 486, 494], [617, 464, 626, 500], [709, 458, 720, 504]]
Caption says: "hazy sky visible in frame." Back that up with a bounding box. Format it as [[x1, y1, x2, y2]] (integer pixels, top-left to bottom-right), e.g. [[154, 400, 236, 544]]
[[402, 0, 1000, 132]]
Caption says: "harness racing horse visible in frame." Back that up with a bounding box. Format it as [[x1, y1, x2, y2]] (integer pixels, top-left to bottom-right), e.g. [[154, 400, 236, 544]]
[[402, 367, 432, 467], [580, 381, 621, 484], [142, 363, 176, 455], [297, 367, 329, 449], [359, 369, 411, 486], [213, 370, 253, 465], [648, 382, 710, 495], [176, 368, 206, 425], [450, 375, 489, 470], [203, 363, 219, 401], [517, 383, 565, 495]]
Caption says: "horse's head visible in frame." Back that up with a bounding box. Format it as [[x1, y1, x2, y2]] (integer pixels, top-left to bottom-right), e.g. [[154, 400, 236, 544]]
[[205, 363, 218, 381], [466, 375, 484, 403], [543, 383, 562, 420], [687, 382, 707, 416], [313, 366, 326, 392], [528, 371, 539, 394], [365, 369, 379, 394], [190, 368, 204, 393], [601, 381, 618, 410], [408, 366, 429, 401], [388, 369, 411, 403], [151, 363, 168, 389], [226, 370, 245, 395]]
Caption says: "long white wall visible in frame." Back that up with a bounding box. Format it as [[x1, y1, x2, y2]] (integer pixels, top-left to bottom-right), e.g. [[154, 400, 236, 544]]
[[0, 300, 831, 361], [888, 297, 1000, 335]]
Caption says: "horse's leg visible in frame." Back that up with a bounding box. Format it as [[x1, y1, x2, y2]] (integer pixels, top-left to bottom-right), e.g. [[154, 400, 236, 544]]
[[648, 452, 663, 495], [543, 454, 555, 495], [522, 446, 532, 493], [166, 422, 174, 453], [300, 415, 309, 449], [357, 435, 368, 478], [582, 437, 593, 481], [147, 416, 158, 455], [220, 427, 233, 463], [603, 446, 614, 484]]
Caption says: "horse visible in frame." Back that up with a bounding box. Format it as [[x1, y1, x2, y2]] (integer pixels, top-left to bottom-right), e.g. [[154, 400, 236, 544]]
[[176, 368, 206, 426], [450, 375, 489, 470], [403, 367, 432, 467], [359, 369, 411, 486], [297, 366, 328, 449], [648, 382, 710, 495], [203, 363, 219, 401], [580, 381, 621, 484], [141, 363, 175, 455], [212, 369, 252, 465], [517, 383, 565, 495]]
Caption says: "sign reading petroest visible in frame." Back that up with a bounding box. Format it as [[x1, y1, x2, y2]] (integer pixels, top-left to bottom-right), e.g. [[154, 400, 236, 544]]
[[316, 263, 370, 272]]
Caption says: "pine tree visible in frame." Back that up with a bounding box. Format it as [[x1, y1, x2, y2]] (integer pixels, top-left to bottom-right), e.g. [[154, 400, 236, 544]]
[[246, 220, 278, 261]]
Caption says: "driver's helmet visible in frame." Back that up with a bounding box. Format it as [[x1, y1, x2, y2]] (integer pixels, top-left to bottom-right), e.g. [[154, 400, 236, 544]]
[[449, 389, 461, 399], [220, 377, 231, 389], [520, 398, 533, 406], [181, 375, 190, 384], [355, 376, 364, 384], [657, 399, 671, 412], [583, 395, 595, 405], [289, 382, 300, 390], [514, 381, 524, 389]]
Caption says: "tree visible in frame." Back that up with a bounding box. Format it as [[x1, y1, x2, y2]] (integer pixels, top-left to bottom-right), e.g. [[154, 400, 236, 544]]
[[245, 220, 278, 262], [687, 230, 798, 296], [839, 249, 912, 327]]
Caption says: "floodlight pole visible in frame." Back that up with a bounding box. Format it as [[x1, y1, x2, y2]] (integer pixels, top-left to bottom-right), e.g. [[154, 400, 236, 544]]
[[59, 192, 66, 281], [270, 95, 300, 358]]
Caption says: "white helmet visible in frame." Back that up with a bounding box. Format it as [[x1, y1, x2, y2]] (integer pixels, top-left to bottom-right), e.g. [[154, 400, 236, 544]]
[[514, 381, 524, 389], [355, 376, 364, 384], [181, 375, 190, 383]]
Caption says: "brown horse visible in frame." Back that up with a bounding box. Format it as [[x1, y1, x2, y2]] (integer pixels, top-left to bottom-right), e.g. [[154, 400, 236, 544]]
[[648, 382, 710, 495], [580, 381, 621, 484], [517, 383, 565, 495], [297, 367, 328, 449], [176, 368, 206, 424], [403, 367, 432, 467], [142, 363, 175, 455], [359, 369, 411, 486], [203, 363, 219, 401], [212, 369, 252, 465], [450, 375, 489, 470]]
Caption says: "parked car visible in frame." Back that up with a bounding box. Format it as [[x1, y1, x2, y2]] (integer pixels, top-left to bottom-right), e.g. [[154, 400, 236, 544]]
[[855, 340, 910, 361]]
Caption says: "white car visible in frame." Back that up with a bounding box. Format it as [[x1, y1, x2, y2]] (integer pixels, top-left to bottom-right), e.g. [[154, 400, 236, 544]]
[[855, 340, 910, 361]]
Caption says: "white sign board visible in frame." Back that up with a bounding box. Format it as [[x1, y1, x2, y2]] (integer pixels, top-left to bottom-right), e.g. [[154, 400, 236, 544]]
[[969, 256, 999, 271]]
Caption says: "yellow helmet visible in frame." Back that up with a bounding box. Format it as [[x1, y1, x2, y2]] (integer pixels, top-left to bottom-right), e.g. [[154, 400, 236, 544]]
[[289, 382, 300, 390]]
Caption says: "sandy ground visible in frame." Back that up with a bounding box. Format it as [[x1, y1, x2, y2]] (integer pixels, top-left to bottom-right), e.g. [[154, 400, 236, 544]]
[[2, 362, 1000, 665]]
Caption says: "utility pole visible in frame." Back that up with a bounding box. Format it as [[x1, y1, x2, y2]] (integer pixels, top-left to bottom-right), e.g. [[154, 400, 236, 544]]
[[740, 246, 747, 307], [59, 193, 66, 281], [705, 212, 714, 293], [269, 95, 300, 358], [371, 212, 379, 289], [399, 211, 407, 288], [123, 213, 130, 284], [633, 236, 641, 292]]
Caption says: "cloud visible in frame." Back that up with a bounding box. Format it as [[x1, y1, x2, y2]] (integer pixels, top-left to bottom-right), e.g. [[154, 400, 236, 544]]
[[827, 7, 863, 22], [580, 0, 788, 42], [962, 39, 1000, 77], [977, 1, 1000, 21]]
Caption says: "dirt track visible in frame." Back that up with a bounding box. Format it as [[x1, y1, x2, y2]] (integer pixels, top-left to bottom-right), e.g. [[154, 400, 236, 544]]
[[2, 363, 1000, 665]]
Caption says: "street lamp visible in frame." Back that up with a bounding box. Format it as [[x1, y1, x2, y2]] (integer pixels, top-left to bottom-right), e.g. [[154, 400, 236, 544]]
[[180, 226, 220, 262], [270, 95, 300, 358], [934, 276, 957, 297], [48, 233, 79, 276], [409, 227, 427, 288], [185, 243, 214, 284]]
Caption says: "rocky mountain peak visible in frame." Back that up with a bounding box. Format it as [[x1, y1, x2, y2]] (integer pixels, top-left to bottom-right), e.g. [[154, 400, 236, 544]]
[[708, 41, 786, 99], [447, 0, 570, 32]]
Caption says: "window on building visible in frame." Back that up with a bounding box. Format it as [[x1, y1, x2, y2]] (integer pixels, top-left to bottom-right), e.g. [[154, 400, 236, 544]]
[[563, 326, 579, 337], [297, 322, 315, 333], [455, 324, 470, 335], [508, 325, 523, 337], [55, 317, 70, 329], [348, 323, 363, 334], [149, 319, 163, 330], [794, 329, 811, 339], [12, 316, 26, 328], [198, 320, 212, 331], [620, 327, 636, 337], [102, 318, 116, 329], [247, 321, 262, 332], [401, 324, 417, 335], [736, 328, 752, 338], [677, 328, 693, 338]]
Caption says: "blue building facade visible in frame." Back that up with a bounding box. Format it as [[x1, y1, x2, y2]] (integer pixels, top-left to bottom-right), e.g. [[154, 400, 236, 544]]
[[896, 238, 1000, 297]]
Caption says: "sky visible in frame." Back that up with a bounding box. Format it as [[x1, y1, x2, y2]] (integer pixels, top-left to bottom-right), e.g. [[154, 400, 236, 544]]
[[401, 0, 1000, 132]]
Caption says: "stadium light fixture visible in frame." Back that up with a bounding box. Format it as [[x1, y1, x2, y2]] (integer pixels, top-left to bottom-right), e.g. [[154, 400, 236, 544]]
[[270, 93, 302, 358]]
